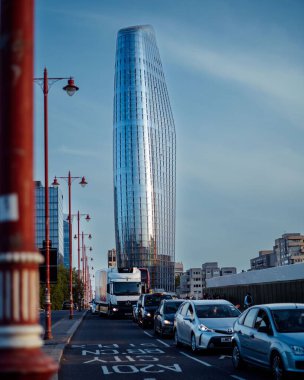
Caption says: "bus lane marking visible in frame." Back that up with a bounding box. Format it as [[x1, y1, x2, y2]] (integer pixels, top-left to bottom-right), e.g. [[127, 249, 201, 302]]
[[179, 351, 212, 367], [156, 339, 170, 347], [230, 376, 246, 380], [80, 342, 183, 374], [143, 331, 154, 338]]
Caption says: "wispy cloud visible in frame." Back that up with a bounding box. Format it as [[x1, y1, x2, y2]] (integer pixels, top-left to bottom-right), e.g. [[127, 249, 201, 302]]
[[163, 37, 304, 126], [58, 145, 101, 158]]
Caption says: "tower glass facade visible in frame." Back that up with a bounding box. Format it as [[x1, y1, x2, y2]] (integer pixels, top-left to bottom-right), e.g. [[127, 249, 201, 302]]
[[113, 25, 176, 291], [35, 181, 64, 263]]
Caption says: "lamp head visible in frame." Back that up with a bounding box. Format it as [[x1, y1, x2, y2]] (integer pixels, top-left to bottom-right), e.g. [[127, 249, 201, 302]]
[[52, 177, 60, 187], [63, 78, 79, 96], [79, 176, 88, 187]]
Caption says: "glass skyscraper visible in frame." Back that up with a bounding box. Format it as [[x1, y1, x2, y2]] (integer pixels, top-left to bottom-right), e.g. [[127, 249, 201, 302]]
[[35, 181, 64, 264], [113, 25, 176, 291]]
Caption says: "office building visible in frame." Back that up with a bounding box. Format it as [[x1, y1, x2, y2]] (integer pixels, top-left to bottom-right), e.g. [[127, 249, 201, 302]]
[[108, 248, 117, 268], [63, 216, 70, 268], [113, 25, 176, 291], [35, 181, 64, 264]]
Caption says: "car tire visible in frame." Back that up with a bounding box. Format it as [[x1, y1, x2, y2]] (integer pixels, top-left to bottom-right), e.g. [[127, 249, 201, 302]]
[[174, 330, 181, 347], [191, 334, 198, 353], [271, 352, 285, 380], [232, 344, 245, 369]]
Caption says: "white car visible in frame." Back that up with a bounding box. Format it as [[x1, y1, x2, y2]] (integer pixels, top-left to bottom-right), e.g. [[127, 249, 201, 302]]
[[174, 299, 241, 352]]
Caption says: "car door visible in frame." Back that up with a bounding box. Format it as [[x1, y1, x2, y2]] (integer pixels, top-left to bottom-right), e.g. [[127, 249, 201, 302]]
[[176, 302, 189, 343], [183, 303, 195, 346], [155, 303, 163, 332], [238, 307, 259, 359], [248, 308, 272, 365]]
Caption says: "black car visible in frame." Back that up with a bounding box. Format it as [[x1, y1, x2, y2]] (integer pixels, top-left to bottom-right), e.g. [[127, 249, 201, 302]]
[[137, 293, 173, 329], [62, 300, 78, 310], [154, 299, 184, 337]]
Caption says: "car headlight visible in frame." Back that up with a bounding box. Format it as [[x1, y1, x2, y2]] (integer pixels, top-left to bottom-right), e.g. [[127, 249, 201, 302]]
[[290, 345, 304, 355], [144, 311, 151, 317], [112, 307, 118, 312], [198, 324, 214, 332], [164, 320, 173, 325]]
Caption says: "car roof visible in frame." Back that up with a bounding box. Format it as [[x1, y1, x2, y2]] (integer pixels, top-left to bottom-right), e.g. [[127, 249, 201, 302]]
[[189, 299, 233, 305], [254, 303, 304, 310], [162, 299, 184, 303]]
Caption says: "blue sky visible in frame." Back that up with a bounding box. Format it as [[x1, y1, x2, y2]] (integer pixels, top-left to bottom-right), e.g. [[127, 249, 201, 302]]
[[34, 0, 304, 274]]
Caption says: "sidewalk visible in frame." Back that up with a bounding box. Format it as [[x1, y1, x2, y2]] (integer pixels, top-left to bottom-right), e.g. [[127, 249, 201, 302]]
[[41, 310, 88, 380]]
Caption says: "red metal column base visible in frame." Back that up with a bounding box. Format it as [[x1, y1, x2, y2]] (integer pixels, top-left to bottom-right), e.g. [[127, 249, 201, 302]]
[[0, 348, 58, 380]]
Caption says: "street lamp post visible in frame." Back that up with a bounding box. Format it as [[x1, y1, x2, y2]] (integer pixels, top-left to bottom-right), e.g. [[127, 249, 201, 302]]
[[73, 212, 91, 274], [52, 173, 87, 319], [83, 245, 93, 307], [34, 69, 79, 340], [0, 2, 57, 378]]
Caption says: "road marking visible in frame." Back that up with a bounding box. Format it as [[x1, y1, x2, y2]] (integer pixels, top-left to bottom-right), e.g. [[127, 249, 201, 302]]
[[219, 355, 232, 359], [179, 351, 212, 367], [156, 339, 170, 347], [143, 331, 153, 338], [230, 375, 246, 380]]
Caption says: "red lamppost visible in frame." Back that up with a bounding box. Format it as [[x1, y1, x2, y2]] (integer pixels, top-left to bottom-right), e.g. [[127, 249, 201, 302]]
[[34, 71, 79, 339], [0, 1, 57, 378], [72, 212, 91, 274], [82, 245, 93, 307], [52, 173, 87, 319]]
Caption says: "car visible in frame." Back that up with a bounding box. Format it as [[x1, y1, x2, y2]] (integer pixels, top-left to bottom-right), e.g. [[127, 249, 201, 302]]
[[89, 299, 97, 314], [137, 292, 173, 328], [174, 299, 241, 352], [132, 303, 140, 323], [62, 300, 78, 310], [154, 299, 184, 337], [232, 303, 304, 380]]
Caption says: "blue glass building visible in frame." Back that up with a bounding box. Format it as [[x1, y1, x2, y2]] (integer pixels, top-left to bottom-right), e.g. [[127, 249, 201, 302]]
[[63, 216, 70, 268], [35, 181, 64, 264], [113, 25, 176, 291]]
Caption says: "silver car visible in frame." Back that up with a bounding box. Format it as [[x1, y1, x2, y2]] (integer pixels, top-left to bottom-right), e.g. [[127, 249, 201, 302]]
[[174, 299, 241, 352], [232, 303, 304, 380]]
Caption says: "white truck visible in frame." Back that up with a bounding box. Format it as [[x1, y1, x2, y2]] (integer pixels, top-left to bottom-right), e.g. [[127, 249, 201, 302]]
[[95, 267, 141, 317]]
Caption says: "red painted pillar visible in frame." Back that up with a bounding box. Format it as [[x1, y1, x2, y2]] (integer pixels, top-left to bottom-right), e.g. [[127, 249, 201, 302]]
[[0, 0, 58, 379], [68, 172, 73, 319]]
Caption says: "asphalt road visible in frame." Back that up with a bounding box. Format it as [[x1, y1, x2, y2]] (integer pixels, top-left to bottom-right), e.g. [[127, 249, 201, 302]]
[[58, 313, 272, 380]]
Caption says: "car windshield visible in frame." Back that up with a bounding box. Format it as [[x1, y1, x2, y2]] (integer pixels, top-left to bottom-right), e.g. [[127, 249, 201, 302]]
[[164, 301, 183, 314], [195, 304, 241, 318], [144, 294, 171, 306], [113, 282, 141, 295], [271, 309, 304, 333]]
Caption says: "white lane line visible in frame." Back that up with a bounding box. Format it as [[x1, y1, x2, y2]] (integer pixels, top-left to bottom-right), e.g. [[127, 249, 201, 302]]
[[156, 339, 170, 347], [180, 351, 212, 367], [143, 331, 154, 338], [230, 376, 246, 380]]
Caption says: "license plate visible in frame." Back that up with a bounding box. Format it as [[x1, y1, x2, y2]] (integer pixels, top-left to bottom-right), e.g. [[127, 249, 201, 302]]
[[221, 337, 232, 342]]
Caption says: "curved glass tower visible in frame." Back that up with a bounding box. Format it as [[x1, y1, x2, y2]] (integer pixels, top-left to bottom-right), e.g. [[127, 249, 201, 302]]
[[113, 25, 176, 291]]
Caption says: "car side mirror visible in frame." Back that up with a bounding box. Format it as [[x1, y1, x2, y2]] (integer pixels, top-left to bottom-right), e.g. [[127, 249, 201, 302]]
[[258, 326, 273, 335]]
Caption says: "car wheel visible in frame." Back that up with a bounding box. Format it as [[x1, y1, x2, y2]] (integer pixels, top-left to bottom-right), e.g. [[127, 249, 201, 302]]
[[191, 334, 198, 353], [271, 352, 285, 380], [174, 330, 181, 347], [232, 344, 245, 369]]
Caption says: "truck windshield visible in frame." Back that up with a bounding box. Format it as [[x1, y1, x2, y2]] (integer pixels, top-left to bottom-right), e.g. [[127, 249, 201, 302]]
[[113, 282, 141, 295]]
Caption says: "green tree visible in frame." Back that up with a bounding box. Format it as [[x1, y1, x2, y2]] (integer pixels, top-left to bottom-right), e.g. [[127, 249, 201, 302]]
[[40, 265, 84, 310]]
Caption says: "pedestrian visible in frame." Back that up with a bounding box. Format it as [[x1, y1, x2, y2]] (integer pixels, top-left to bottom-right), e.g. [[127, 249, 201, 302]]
[[244, 292, 253, 309]]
